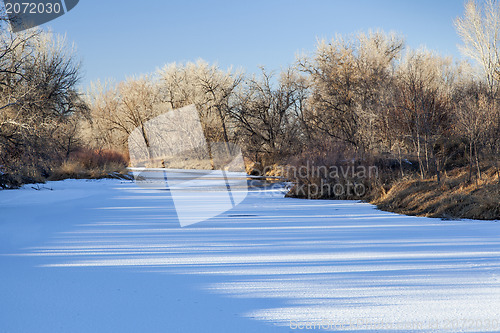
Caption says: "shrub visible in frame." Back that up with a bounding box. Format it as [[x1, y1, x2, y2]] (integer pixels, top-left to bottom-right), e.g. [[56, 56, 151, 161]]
[[48, 148, 130, 181]]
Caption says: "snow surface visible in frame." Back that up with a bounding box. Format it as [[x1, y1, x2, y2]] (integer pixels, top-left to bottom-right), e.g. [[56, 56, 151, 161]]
[[1, 178, 500, 332]]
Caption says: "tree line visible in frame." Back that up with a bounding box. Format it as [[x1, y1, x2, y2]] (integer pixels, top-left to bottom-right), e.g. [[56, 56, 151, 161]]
[[1, 1, 499, 188]]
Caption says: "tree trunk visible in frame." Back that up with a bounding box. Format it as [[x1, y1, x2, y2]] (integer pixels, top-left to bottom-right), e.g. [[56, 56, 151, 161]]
[[417, 138, 424, 179], [474, 141, 481, 180], [469, 140, 473, 184], [398, 144, 404, 178]]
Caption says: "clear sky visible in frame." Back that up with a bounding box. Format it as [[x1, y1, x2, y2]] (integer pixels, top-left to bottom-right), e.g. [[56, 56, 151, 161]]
[[41, 0, 467, 89]]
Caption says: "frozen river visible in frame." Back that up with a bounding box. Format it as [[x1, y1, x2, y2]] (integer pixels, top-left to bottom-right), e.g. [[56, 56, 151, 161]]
[[1, 178, 500, 332]]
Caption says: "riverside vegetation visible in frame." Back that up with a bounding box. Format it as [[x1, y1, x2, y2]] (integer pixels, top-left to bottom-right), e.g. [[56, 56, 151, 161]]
[[1, 1, 499, 219]]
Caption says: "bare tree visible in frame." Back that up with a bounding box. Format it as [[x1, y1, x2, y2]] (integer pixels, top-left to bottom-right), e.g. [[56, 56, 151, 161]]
[[394, 49, 453, 181], [455, 1, 500, 181], [157, 60, 242, 145], [86, 77, 161, 158], [453, 81, 493, 182], [0, 27, 86, 184], [455, 0, 500, 97], [230, 67, 308, 162], [299, 31, 404, 153]]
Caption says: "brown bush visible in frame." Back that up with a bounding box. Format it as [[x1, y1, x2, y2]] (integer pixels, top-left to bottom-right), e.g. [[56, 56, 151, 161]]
[[68, 149, 128, 169], [48, 149, 130, 181]]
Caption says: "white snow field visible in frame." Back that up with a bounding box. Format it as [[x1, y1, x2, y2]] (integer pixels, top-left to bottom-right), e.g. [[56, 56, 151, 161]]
[[1, 178, 500, 332]]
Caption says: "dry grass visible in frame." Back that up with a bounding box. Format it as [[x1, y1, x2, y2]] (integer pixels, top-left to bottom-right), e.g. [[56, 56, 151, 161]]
[[284, 153, 499, 220], [373, 167, 500, 220], [49, 149, 131, 181], [160, 158, 213, 170]]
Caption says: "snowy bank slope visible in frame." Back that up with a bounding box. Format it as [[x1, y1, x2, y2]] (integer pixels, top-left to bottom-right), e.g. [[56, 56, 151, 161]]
[[1, 179, 500, 332]]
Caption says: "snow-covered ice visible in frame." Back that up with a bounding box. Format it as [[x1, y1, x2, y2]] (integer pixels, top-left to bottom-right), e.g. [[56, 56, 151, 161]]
[[1, 178, 500, 332]]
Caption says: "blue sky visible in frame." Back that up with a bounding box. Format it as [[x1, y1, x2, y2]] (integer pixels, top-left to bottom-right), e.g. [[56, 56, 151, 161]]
[[43, 0, 467, 88]]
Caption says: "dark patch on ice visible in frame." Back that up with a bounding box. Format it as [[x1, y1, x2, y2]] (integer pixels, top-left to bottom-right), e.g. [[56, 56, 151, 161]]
[[227, 214, 258, 217]]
